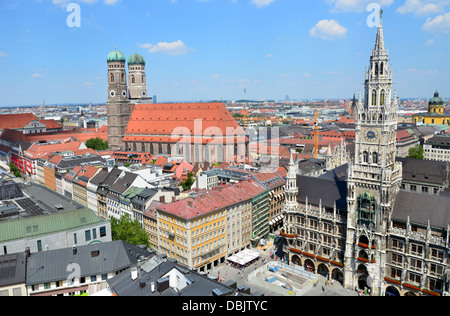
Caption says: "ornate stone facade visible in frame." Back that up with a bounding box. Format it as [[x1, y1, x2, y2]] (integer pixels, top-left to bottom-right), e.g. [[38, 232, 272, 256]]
[[281, 13, 450, 296]]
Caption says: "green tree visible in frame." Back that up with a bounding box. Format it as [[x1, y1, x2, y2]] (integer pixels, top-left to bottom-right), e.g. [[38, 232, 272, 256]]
[[180, 172, 195, 191], [406, 144, 424, 160], [9, 162, 21, 178], [110, 214, 149, 247], [85, 137, 109, 151]]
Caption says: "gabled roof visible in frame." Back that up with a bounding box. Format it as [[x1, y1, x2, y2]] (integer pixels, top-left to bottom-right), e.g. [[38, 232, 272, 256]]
[[158, 180, 266, 220], [392, 190, 450, 229], [109, 172, 139, 194], [0, 113, 38, 130], [88, 169, 109, 186], [0, 252, 26, 288], [24, 140, 83, 159], [297, 174, 347, 210], [26, 240, 152, 286], [107, 256, 236, 296], [39, 119, 62, 130], [397, 157, 449, 186], [125, 102, 244, 137]]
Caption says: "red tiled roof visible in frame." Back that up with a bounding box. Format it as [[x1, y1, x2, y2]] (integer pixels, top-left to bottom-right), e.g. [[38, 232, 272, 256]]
[[125, 102, 244, 137], [39, 119, 62, 130], [397, 130, 414, 142], [24, 140, 83, 159], [157, 180, 267, 220], [1, 127, 108, 145], [0, 113, 38, 130], [111, 151, 154, 164]]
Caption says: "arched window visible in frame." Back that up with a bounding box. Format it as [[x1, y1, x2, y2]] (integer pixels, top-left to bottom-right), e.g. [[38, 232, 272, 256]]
[[150, 143, 154, 155], [204, 145, 210, 163], [131, 75, 135, 84], [372, 90, 377, 106], [373, 152, 378, 164], [363, 151, 369, 163], [218, 145, 224, 163], [195, 145, 201, 162], [110, 73, 114, 83], [380, 90, 385, 106], [380, 62, 384, 75], [158, 144, 163, 154], [142, 75, 145, 84], [121, 73, 125, 83], [375, 63, 378, 76], [141, 143, 145, 152]]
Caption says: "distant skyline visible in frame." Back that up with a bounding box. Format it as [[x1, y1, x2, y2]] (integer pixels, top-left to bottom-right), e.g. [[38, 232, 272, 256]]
[[0, 0, 449, 107]]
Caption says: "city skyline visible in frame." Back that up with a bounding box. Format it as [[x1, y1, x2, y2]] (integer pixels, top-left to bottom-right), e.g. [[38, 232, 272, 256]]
[[0, 0, 449, 107]]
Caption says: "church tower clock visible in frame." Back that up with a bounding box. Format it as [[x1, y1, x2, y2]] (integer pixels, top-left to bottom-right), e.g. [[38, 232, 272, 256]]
[[344, 11, 403, 295]]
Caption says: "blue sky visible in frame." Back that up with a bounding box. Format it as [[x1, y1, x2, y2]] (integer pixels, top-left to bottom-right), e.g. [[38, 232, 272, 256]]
[[0, 0, 449, 107]]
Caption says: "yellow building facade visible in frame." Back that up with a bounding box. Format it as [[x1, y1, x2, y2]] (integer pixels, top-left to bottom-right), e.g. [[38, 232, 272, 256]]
[[157, 204, 226, 272], [413, 91, 450, 125]]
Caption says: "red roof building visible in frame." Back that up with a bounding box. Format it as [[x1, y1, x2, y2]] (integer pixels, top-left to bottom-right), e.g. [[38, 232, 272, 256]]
[[123, 102, 247, 164], [0, 113, 38, 131]]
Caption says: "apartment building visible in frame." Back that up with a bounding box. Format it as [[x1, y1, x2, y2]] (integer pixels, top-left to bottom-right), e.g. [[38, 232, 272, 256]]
[[156, 181, 263, 272]]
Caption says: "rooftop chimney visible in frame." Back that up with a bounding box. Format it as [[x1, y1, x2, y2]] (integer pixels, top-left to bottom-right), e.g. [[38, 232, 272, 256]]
[[131, 267, 138, 280]]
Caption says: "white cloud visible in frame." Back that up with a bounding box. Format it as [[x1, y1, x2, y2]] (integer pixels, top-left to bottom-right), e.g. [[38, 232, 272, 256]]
[[51, 0, 119, 8], [423, 11, 450, 33], [0, 51, 7, 57], [326, 0, 394, 12], [251, 0, 275, 8], [140, 40, 191, 55], [309, 19, 348, 40], [32, 73, 42, 78], [397, 0, 450, 16], [104, 0, 120, 5]]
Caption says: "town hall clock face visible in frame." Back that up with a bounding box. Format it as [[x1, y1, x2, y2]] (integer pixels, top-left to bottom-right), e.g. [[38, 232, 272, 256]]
[[365, 129, 378, 142]]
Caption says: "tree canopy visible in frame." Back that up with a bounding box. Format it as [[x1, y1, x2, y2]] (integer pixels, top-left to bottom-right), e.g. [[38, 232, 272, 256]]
[[406, 144, 424, 160], [85, 137, 108, 151], [110, 214, 150, 247], [180, 172, 195, 191]]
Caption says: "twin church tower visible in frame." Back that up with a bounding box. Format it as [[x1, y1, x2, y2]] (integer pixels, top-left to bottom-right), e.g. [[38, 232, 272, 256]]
[[106, 49, 151, 151]]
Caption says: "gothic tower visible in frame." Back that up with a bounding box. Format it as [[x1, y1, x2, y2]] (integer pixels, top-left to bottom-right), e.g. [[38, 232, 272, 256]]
[[107, 48, 131, 151], [285, 153, 299, 209], [127, 51, 148, 100], [344, 11, 403, 295]]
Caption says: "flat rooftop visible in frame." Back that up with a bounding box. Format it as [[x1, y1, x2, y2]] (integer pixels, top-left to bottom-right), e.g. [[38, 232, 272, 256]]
[[0, 181, 84, 221]]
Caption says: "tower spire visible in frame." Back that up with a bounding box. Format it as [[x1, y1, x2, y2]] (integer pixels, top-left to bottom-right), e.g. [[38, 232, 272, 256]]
[[374, 9, 385, 54]]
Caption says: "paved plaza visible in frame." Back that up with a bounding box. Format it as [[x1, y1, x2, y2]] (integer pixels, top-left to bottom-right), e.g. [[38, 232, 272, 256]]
[[209, 244, 359, 297]]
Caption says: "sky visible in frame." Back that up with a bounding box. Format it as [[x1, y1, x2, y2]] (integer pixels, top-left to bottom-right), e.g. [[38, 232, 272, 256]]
[[0, 0, 449, 107]]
